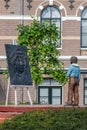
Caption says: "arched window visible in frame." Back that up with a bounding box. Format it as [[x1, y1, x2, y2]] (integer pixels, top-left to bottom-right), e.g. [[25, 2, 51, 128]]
[[40, 6, 61, 47], [81, 8, 87, 48]]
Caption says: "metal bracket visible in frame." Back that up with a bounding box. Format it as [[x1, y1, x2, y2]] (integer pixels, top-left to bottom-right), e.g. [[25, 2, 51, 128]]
[[4, 0, 10, 10], [26, 0, 33, 10], [68, 0, 75, 10]]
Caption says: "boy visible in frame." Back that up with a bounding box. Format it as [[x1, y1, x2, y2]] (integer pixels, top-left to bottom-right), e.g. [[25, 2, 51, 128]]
[[66, 56, 80, 106]]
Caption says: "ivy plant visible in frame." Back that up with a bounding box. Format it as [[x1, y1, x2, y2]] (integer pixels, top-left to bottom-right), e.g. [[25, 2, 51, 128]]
[[17, 19, 67, 85]]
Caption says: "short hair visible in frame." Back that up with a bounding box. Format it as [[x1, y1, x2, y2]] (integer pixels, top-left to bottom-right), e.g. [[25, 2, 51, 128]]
[[70, 56, 78, 64]]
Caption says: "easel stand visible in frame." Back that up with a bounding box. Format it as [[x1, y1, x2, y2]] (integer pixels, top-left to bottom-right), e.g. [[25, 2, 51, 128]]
[[5, 78, 33, 106]]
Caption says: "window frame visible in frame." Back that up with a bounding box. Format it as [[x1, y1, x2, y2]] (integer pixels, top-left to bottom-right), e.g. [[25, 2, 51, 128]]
[[38, 78, 62, 105], [84, 78, 87, 105], [40, 5, 61, 48], [81, 7, 87, 48]]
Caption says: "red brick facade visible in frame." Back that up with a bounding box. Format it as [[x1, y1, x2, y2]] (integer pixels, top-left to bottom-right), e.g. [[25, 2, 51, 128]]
[[0, 0, 87, 106]]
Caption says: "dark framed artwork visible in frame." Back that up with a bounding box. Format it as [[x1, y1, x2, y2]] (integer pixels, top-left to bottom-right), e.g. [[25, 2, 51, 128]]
[[5, 44, 32, 85]]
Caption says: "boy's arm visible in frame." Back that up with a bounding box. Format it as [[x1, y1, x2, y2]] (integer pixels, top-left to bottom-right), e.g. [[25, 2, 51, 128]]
[[78, 68, 81, 82], [66, 66, 72, 77]]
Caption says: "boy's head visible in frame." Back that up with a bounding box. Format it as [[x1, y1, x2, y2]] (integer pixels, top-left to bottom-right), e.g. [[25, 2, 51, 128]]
[[70, 56, 78, 64]]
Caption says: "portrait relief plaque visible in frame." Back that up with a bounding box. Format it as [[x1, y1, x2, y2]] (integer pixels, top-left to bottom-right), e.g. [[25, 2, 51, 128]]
[[5, 44, 32, 85]]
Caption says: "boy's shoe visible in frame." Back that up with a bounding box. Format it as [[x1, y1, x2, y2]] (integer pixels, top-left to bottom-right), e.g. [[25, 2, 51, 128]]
[[64, 102, 72, 106], [73, 104, 79, 106]]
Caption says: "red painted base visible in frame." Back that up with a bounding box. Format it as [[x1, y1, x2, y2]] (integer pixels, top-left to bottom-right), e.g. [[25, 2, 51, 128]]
[[0, 105, 64, 112]]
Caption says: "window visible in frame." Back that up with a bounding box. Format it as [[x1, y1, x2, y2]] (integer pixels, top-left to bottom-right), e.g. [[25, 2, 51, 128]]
[[81, 8, 87, 48], [40, 6, 61, 47], [84, 79, 87, 105], [38, 78, 62, 105]]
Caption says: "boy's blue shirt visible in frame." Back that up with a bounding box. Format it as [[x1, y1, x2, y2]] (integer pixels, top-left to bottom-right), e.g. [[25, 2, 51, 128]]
[[66, 63, 80, 82]]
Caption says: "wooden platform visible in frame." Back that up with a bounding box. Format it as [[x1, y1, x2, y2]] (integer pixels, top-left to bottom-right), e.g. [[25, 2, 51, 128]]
[[0, 104, 86, 112], [0, 105, 64, 112]]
